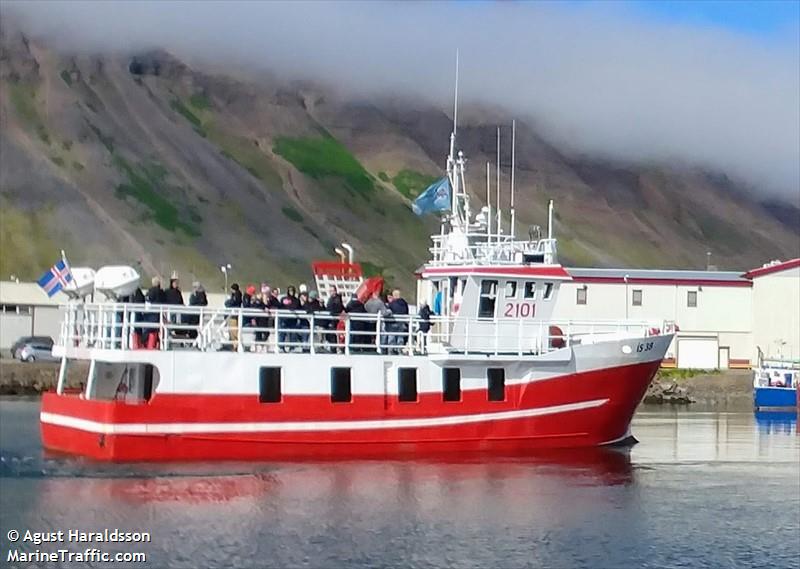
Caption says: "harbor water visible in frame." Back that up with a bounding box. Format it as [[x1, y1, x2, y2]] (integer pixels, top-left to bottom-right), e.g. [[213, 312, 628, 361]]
[[1, 398, 798, 568]]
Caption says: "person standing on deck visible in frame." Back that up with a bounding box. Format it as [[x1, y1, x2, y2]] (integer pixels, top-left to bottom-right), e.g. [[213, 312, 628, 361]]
[[387, 289, 410, 351], [325, 286, 345, 351], [365, 290, 386, 352], [280, 286, 301, 351], [186, 282, 207, 340], [345, 295, 368, 352], [225, 283, 243, 351]]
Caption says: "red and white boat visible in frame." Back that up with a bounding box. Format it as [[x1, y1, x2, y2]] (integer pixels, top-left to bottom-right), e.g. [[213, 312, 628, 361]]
[[40, 99, 674, 461]]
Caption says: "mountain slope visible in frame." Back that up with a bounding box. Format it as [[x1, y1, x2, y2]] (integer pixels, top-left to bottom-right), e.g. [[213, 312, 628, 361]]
[[1, 28, 797, 293]]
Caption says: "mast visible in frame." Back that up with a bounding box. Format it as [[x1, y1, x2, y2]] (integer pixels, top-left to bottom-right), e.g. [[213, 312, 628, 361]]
[[496, 126, 501, 238], [447, 50, 463, 229], [510, 119, 516, 239], [486, 161, 491, 241]]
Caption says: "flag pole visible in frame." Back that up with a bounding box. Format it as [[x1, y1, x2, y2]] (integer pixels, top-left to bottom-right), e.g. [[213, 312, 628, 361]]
[[60, 249, 71, 272]]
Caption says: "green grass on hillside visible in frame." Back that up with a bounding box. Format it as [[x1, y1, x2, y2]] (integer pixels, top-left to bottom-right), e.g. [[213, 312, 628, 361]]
[[170, 98, 207, 137], [392, 169, 437, 200], [170, 98, 202, 128], [208, 126, 282, 188], [189, 93, 212, 111], [8, 83, 51, 145], [281, 206, 303, 223], [87, 122, 114, 154], [8, 83, 40, 125], [0, 199, 63, 279], [273, 136, 375, 198], [112, 155, 200, 237]]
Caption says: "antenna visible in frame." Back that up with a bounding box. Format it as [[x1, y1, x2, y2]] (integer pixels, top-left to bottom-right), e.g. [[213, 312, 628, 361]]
[[447, 50, 459, 219], [510, 119, 516, 239], [486, 161, 492, 241], [453, 49, 459, 137], [496, 126, 501, 237]]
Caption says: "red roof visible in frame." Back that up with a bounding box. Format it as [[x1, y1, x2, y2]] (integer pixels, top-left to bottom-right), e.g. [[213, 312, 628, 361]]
[[743, 258, 800, 279], [570, 276, 752, 288], [311, 261, 362, 278]]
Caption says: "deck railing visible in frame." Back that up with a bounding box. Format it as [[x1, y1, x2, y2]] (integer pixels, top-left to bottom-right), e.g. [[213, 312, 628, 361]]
[[57, 303, 672, 357], [428, 234, 557, 266]]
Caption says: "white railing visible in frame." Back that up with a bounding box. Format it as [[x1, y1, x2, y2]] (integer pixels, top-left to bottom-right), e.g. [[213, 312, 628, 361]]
[[428, 234, 557, 266], [57, 303, 673, 357]]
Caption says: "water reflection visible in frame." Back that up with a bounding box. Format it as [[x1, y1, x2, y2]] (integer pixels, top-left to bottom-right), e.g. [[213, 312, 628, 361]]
[[754, 411, 798, 436], [2, 399, 799, 569]]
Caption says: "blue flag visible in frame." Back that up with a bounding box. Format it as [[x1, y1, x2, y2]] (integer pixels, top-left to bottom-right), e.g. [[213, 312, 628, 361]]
[[37, 259, 73, 297], [412, 177, 451, 216]]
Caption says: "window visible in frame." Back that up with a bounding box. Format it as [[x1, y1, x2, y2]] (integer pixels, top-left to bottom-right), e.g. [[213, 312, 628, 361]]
[[478, 280, 498, 318], [543, 282, 554, 300], [524, 282, 537, 299], [398, 368, 418, 402], [576, 287, 587, 305], [442, 368, 461, 402], [331, 367, 352, 402], [687, 291, 697, 308], [142, 364, 156, 401], [259, 367, 282, 403], [504, 281, 517, 298], [488, 368, 505, 402], [632, 289, 643, 306]]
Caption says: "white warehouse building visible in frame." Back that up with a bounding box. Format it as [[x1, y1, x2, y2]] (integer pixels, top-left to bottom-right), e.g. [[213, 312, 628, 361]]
[[553, 259, 799, 368], [554, 268, 753, 369]]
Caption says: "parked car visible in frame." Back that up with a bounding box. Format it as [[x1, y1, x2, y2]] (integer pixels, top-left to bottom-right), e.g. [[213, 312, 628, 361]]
[[9, 336, 54, 359], [12, 337, 56, 362]]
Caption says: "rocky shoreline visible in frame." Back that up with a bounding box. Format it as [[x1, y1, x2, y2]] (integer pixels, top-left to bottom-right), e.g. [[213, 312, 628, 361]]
[[1, 360, 755, 408], [643, 369, 754, 409], [0, 360, 88, 395]]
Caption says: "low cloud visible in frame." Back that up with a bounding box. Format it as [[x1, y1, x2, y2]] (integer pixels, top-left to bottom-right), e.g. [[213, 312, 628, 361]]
[[5, 1, 799, 201]]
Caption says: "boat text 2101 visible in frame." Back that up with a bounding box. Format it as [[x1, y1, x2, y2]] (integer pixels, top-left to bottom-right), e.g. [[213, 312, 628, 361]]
[[504, 302, 536, 318]]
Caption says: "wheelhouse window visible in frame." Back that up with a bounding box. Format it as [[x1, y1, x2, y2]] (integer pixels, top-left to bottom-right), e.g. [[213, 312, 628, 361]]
[[632, 289, 643, 306], [443, 368, 461, 402], [259, 367, 282, 403], [331, 367, 352, 403], [523, 282, 537, 299], [398, 368, 418, 402], [504, 281, 517, 299], [687, 291, 697, 308], [576, 287, 587, 305], [543, 282, 554, 300], [488, 368, 505, 402], [478, 280, 498, 318]]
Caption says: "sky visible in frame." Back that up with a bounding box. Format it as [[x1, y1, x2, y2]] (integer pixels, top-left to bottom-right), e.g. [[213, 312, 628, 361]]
[[4, 0, 799, 202], [625, 0, 799, 37]]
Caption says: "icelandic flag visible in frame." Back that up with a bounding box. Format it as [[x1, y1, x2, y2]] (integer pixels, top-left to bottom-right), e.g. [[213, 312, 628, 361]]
[[412, 177, 452, 216], [37, 259, 73, 297]]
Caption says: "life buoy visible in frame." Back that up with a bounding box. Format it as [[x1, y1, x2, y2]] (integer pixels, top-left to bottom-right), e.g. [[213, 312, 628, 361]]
[[549, 325, 565, 349]]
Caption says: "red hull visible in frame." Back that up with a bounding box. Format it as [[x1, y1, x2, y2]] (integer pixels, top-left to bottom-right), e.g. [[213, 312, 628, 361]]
[[40, 360, 660, 461]]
